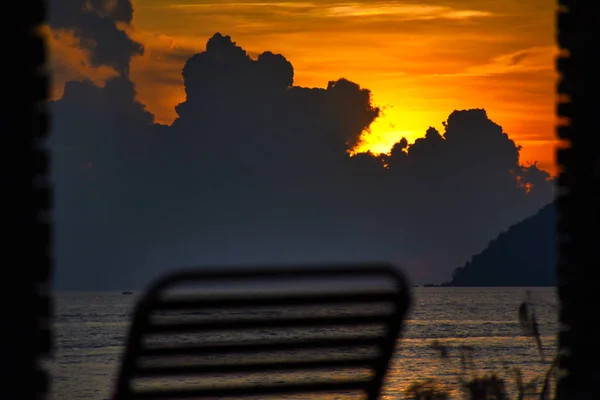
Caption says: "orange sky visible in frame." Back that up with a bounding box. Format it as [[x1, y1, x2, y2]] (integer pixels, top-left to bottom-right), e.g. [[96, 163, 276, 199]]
[[50, 0, 558, 173]]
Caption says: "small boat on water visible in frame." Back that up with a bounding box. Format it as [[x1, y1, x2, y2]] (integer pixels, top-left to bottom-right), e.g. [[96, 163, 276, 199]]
[[122, 291, 133, 295]]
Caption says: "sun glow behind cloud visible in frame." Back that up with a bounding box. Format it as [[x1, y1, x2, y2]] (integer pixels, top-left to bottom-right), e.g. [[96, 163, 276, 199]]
[[49, 0, 558, 172]]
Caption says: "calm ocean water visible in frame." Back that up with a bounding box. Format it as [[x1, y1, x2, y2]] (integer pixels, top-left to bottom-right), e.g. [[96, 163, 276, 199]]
[[47, 287, 558, 400]]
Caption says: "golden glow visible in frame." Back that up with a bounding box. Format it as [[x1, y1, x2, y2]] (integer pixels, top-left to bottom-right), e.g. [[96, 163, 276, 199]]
[[44, 25, 119, 100], [50, 0, 558, 173]]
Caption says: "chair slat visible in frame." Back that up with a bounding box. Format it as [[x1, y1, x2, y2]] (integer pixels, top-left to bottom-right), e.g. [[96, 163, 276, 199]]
[[154, 290, 399, 310], [141, 336, 383, 357], [147, 314, 391, 334], [135, 357, 379, 377], [146, 264, 404, 282], [130, 380, 371, 399]]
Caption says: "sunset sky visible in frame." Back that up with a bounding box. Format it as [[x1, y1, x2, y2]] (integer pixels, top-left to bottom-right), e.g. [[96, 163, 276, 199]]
[[50, 0, 557, 173]]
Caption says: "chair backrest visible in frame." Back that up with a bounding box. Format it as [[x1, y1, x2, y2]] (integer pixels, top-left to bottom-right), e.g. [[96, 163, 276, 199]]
[[112, 263, 412, 400]]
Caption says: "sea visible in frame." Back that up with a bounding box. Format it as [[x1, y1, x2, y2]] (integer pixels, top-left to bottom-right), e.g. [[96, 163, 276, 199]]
[[47, 287, 558, 400]]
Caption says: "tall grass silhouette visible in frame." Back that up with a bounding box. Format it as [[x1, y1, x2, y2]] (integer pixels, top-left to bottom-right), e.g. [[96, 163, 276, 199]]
[[404, 292, 559, 400]]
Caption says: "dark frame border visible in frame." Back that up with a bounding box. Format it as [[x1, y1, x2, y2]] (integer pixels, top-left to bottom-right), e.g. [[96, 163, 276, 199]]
[[6, 0, 596, 398], [556, 1, 600, 399], [2, 0, 53, 398]]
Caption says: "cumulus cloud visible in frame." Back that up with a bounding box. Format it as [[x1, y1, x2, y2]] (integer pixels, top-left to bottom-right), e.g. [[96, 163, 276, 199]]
[[48, 0, 155, 288], [45, 26, 120, 99], [50, 30, 554, 290], [46, 0, 150, 123], [49, 0, 142, 74]]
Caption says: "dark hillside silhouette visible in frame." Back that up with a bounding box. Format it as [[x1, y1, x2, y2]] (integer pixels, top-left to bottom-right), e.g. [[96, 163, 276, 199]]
[[446, 202, 556, 286]]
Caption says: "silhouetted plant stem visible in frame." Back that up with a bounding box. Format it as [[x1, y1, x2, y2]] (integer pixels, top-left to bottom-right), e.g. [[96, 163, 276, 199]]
[[417, 291, 558, 400]]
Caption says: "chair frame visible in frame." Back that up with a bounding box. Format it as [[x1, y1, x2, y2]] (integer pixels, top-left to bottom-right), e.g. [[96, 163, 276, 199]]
[[113, 263, 411, 399]]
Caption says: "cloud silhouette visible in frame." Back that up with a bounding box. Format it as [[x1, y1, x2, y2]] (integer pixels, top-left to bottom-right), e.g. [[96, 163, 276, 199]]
[[50, 31, 554, 290], [48, 0, 155, 287], [46, 26, 121, 99], [49, 0, 142, 73], [379, 110, 553, 280]]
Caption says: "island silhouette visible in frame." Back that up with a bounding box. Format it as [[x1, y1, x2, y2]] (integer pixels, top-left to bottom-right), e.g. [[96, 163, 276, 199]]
[[445, 201, 556, 286]]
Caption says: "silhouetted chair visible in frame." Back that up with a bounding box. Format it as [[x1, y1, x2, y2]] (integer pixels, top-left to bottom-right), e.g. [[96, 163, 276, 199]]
[[112, 263, 411, 399]]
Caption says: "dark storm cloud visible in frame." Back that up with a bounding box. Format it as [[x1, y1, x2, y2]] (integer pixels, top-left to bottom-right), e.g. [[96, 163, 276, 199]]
[[379, 110, 554, 281], [49, 0, 142, 73], [50, 32, 554, 290]]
